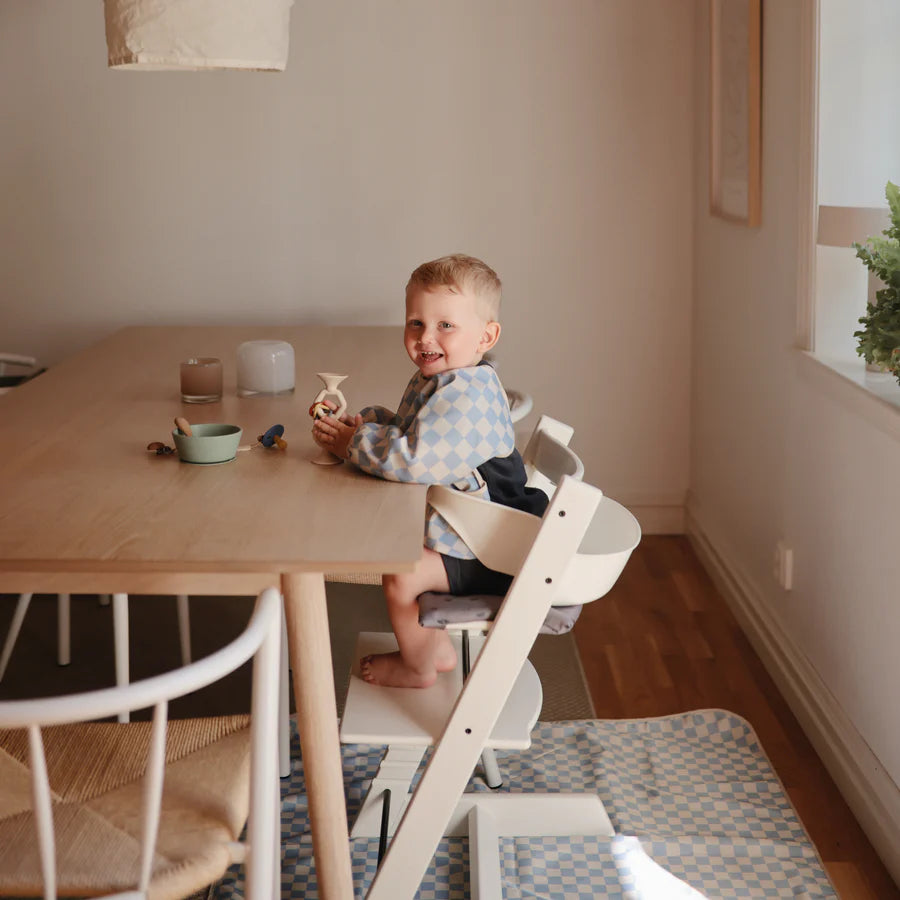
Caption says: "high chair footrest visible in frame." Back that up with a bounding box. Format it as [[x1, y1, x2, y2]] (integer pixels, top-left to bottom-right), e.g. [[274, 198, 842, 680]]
[[351, 790, 614, 840], [339, 631, 542, 748]]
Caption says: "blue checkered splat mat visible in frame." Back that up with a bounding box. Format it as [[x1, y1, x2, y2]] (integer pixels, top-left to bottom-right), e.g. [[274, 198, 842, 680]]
[[214, 710, 837, 899]]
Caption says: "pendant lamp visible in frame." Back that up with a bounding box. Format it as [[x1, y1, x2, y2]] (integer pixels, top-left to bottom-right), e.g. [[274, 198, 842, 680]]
[[104, 0, 295, 71]]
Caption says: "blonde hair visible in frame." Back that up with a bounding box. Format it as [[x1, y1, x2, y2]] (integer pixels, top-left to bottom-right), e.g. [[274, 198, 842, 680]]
[[407, 254, 502, 321]]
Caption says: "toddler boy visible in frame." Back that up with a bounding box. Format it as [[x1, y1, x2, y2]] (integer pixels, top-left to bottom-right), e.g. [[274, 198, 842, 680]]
[[312, 254, 547, 687]]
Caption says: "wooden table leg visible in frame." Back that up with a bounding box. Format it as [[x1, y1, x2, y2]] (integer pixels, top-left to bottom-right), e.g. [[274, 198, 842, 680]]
[[282, 572, 354, 900]]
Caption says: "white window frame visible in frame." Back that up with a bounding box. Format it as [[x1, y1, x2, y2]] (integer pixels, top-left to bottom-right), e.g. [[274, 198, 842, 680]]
[[795, 0, 900, 434]]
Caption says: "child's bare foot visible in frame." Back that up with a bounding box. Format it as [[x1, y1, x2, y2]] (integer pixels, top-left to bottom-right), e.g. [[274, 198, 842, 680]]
[[360, 652, 439, 688]]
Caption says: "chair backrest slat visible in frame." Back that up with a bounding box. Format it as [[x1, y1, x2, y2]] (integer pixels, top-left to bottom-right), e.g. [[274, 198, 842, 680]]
[[245, 608, 281, 899], [138, 701, 169, 893], [27, 725, 56, 900]]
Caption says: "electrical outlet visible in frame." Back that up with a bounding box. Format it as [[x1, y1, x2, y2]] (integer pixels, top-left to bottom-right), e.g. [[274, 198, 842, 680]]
[[774, 541, 793, 591]]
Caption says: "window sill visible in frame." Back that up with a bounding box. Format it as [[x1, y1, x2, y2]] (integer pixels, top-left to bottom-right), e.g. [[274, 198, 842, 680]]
[[793, 350, 900, 442]]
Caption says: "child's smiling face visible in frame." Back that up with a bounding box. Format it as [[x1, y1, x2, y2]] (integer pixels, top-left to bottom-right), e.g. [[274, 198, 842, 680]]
[[404, 285, 500, 377]]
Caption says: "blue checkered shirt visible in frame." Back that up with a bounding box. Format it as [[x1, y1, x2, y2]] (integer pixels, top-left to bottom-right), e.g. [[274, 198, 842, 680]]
[[348, 364, 516, 559]]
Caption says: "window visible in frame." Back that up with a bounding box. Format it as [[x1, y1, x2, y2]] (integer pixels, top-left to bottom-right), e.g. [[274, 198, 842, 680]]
[[812, 0, 900, 408]]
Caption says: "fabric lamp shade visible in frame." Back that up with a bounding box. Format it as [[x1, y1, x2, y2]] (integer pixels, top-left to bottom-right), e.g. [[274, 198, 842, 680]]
[[104, 0, 295, 71]]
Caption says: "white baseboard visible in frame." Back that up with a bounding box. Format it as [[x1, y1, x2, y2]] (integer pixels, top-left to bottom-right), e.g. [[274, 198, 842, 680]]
[[625, 504, 684, 535], [685, 504, 900, 888], [612, 492, 686, 535]]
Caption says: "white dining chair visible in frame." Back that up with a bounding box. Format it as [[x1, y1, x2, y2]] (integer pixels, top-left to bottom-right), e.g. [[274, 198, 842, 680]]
[[0, 592, 191, 683], [0, 586, 282, 900], [340, 419, 641, 898]]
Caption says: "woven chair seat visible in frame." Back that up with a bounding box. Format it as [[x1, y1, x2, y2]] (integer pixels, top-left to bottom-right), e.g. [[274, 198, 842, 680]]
[[325, 572, 381, 585], [0, 715, 250, 900]]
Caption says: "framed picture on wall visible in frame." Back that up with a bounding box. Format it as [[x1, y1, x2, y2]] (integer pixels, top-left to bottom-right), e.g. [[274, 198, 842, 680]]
[[709, 0, 762, 226]]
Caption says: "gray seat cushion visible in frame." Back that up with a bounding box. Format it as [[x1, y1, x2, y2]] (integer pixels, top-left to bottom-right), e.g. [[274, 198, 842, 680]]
[[417, 592, 582, 635]]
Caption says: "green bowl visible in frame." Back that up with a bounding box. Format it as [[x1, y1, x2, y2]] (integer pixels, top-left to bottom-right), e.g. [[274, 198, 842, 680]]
[[172, 424, 242, 465]]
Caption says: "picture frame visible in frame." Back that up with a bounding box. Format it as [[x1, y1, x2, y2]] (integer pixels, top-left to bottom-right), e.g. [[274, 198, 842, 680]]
[[709, 0, 762, 226]]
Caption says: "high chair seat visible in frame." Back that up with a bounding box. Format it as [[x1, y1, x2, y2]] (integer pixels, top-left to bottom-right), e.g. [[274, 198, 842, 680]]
[[417, 591, 582, 634]]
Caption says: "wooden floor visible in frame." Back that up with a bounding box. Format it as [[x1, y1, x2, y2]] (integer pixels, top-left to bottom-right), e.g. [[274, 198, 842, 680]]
[[572, 535, 899, 900]]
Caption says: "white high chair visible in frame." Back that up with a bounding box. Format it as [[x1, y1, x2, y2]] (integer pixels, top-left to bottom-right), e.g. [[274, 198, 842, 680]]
[[340, 418, 641, 899], [0, 586, 282, 899]]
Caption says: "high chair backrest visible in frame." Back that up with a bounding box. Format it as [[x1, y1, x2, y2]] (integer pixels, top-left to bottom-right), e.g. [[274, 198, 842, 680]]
[[521, 415, 584, 496], [0, 587, 282, 900]]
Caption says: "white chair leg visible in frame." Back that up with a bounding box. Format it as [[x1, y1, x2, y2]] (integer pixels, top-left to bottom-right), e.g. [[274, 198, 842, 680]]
[[278, 607, 291, 778], [463, 631, 503, 790], [112, 593, 130, 723], [480, 749, 503, 789], [273, 763, 282, 896], [57, 593, 71, 667], [176, 594, 191, 665], [0, 593, 33, 682]]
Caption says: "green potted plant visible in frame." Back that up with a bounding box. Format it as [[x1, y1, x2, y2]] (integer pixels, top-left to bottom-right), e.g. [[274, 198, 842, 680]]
[[853, 181, 900, 384]]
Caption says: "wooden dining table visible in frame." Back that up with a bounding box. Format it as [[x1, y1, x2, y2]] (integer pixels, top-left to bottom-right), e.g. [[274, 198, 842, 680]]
[[0, 325, 427, 900]]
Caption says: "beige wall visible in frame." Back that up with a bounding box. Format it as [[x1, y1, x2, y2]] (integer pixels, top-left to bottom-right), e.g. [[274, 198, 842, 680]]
[[0, 0, 694, 531], [690, 0, 900, 880]]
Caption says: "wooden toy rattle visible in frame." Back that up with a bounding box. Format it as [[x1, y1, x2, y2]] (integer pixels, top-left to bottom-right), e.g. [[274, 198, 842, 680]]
[[309, 372, 348, 466]]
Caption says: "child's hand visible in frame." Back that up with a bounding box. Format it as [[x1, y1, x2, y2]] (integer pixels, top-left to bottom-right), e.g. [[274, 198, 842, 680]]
[[309, 399, 355, 426], [312, 412, 363, 459]]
